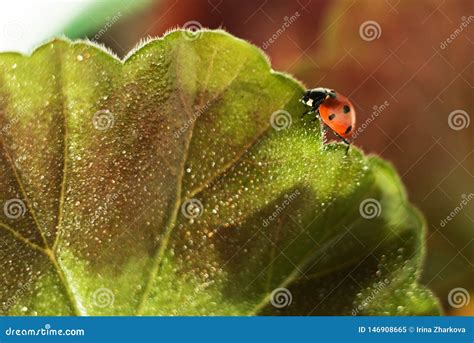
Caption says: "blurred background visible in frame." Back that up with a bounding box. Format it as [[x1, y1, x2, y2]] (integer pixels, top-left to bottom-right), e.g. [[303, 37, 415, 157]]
[[1, 0, 472, 315]]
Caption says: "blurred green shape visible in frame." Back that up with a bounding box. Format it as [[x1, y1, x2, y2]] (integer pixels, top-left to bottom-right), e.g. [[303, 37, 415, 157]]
[[62, 0, 153, 39]]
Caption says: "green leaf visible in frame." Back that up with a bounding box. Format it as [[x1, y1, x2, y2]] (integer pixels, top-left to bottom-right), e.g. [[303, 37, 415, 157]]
[[0, 30, 440, 315]]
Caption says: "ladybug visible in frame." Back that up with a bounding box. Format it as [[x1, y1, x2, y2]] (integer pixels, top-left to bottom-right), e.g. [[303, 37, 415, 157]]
[[301, 87, 356, 152]]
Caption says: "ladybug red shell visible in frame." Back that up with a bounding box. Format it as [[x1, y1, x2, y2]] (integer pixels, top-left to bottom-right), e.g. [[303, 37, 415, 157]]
[[318, 92, 356, 139], [301, 87, 356, 145]]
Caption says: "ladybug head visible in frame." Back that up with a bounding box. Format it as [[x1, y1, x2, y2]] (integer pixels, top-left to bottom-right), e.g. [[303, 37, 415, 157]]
[[300, 88, 336, 107], [301, 90, 313, 106]]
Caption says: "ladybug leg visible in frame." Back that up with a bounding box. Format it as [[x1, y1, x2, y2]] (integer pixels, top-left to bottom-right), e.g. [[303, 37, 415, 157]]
[[321, 123, 329, 143], [302, 99, 324, 119], [310, 110, 320, 122], [333, 132, 350, 144], [334, 132, 351, 154], [301, 108, 314, 118]]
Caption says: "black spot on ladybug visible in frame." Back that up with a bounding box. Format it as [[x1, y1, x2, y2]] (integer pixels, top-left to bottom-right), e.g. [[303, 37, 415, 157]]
[[343, 105, 350, 113], [328, 113, 336, 120], [345, 126, 352, 134]]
